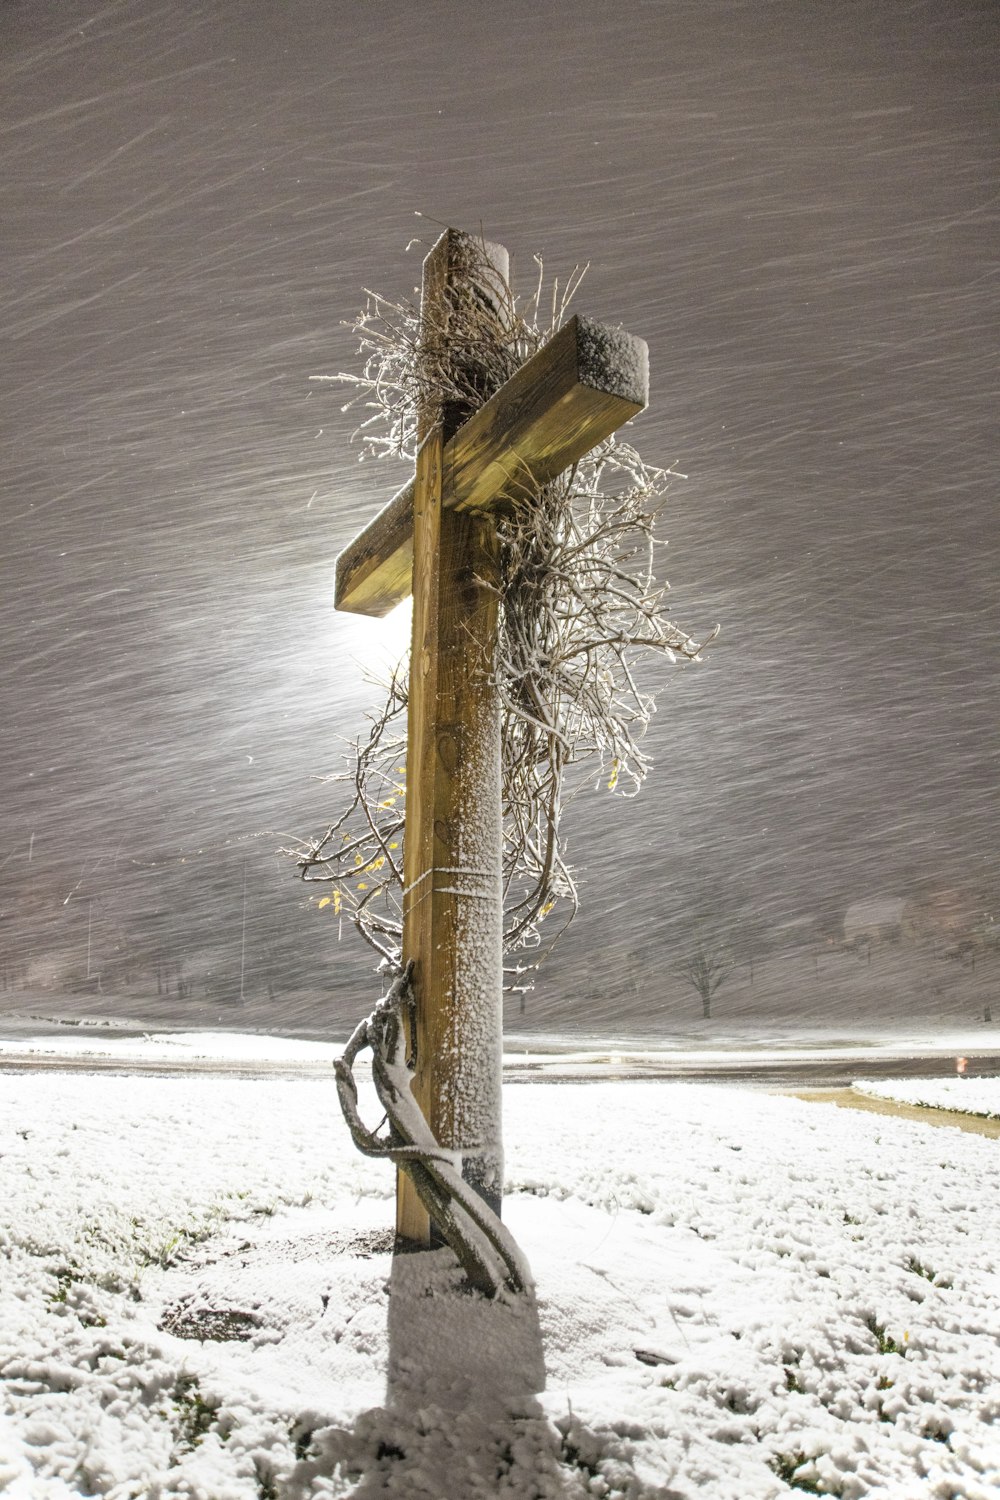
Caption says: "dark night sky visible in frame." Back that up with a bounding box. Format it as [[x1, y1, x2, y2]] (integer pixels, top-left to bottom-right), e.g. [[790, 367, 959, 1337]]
[[2, 0, 997, 1009]]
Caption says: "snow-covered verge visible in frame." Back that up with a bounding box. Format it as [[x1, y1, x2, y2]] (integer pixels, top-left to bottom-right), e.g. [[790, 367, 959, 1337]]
[[1, 1076, 998, 1499], [853, 1077, 1000, 1121], [0, 1030, 342, 1066], [2, 1025, 997, 1076]]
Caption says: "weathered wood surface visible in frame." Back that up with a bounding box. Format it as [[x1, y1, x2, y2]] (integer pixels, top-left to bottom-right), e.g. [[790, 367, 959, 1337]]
[[396, 230, 506, 1245], [335, 312, 649, 616], [336, 228, 650, 1251]]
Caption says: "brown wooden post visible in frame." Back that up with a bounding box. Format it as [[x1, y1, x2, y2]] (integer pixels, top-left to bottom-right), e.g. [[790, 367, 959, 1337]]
[[333, 229, 650, 1251], [397, 231, 510, 1244]]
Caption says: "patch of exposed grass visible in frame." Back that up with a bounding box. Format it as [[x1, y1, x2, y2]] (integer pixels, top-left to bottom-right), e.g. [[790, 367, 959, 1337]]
[[768, 1452, 824, 1492], [863, 1313, 905, 1357]]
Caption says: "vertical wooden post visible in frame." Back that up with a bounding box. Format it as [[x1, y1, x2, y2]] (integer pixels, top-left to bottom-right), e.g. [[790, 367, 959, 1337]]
[[397, 231, 509, 1245]]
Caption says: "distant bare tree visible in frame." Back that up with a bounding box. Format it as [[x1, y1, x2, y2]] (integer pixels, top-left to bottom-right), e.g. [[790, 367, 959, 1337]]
[[681, 944, 732, 1020]]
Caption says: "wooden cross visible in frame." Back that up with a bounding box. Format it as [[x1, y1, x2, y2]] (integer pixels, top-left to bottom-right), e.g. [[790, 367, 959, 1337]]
[[335, 230, 648, 1246]]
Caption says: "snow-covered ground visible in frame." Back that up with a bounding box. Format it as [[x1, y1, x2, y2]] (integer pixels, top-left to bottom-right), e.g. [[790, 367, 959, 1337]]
[[0, 1030, 342, 1067], [2, 1069, 999, 1498], [854, 1077, 1000, 1121]]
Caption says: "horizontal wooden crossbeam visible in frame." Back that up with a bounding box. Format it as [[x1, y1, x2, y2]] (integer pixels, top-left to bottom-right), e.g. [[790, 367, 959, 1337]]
[[334, 313, 649, 617]]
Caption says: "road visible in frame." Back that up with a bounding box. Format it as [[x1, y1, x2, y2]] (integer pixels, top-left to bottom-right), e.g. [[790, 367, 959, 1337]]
[[1, 1052, 996, 1088]]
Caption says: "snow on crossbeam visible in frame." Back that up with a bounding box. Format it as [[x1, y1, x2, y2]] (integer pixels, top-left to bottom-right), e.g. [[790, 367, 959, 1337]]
[[334, 313, 649, 617]]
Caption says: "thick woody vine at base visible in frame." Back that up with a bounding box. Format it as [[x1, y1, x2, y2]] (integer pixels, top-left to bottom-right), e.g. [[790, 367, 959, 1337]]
[[334, 962, 531, 1296]]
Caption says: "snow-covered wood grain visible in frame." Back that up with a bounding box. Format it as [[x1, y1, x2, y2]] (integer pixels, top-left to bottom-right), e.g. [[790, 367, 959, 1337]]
[[334, 314, 648, 617]]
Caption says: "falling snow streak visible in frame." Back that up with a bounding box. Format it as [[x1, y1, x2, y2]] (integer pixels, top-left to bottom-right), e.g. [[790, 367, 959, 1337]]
[[0, 0, 997, 1027]]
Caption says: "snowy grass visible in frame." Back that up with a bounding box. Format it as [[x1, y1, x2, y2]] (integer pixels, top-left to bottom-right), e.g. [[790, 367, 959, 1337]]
[[1, 1074, 999, 1498], [1, 1026, 996, 1071], [853, 1077, 1000, 1121], [0, 1030, 342, 1065]]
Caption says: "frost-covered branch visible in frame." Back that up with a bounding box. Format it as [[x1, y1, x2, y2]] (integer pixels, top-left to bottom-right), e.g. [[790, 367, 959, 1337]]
[[491, 441, 715, 950], [301, 236, 716, 968], [287, 670, 408, 966]]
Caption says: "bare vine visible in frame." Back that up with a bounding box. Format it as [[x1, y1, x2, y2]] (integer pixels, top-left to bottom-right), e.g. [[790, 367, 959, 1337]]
[[335, 962, 531, 1296], [313, 237, 588, 462], [295, 234, 715, 974]]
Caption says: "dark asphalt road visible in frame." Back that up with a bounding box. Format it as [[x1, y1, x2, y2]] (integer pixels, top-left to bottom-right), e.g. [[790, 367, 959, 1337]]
[[1, 1053, 996, 1088]]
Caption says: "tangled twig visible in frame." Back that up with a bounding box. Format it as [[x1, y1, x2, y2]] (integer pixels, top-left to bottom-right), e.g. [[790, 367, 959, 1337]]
[[295, 236, 715, 972], [493, 441, 714, 949]]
